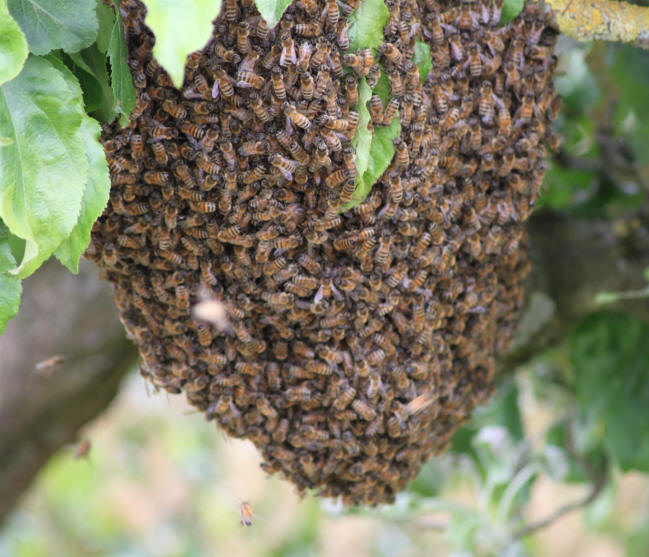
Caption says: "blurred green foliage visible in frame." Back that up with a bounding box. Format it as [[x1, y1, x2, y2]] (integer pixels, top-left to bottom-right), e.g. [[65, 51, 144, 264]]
[[540, 40, 649, 214]]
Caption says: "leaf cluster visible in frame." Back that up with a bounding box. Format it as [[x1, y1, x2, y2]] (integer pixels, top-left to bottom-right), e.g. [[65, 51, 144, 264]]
[[0, 0, 136, 332]]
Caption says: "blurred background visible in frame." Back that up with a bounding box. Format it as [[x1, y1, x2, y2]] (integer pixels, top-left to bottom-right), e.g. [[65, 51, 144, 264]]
[[1, 32, 649, 557]]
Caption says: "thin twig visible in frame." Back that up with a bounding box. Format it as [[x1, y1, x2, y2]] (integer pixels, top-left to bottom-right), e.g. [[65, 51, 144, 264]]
[[513, 417, 609, 539], [512, 470, 606, 538]]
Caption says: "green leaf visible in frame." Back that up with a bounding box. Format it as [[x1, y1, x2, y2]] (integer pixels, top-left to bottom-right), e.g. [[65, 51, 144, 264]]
[[342, 78, 400, 211], [373, 70, 390, 104], [0, 220, 22, 333], [352, 78, 372, 179], [348, 0, 390, 53], [95, 0, 115, 53], [78, 43, 117, 122], [412, 40, 432, 83], [0, 55, 88, 278], [109, 0, 136, 124], [254, 0, 292, 28], [141, 0, 223, 88], [63, 51, 104, 112], [0, 0, 28, 86], [500, 0, 524, 24], [362, 114, 400, 188], [55, 115, 110, 272], [45, 54, 109, 271], [7, 0, 98, 55], [572, 312, 649, 472]]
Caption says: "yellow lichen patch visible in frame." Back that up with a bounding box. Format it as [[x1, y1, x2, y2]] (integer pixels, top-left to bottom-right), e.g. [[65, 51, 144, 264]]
[[548, 0, 649, 48]]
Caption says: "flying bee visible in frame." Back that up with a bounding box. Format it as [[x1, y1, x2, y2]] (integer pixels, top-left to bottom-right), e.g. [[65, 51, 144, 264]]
[[74, 438, 92, 460], [35, 354, 66, 375]]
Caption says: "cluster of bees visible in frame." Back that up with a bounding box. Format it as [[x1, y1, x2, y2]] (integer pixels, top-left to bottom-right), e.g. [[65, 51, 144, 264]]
[[89, 0, 559, 504]]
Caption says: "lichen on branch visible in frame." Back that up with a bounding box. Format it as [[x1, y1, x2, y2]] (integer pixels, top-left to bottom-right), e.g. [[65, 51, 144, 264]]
[[548, 0, 649, 49]]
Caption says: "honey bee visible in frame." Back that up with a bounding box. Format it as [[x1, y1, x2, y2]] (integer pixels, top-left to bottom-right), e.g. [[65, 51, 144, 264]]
[[74, 438, 92, 460], [235, 69, 264, 89], [141, 170, 169, 186], [309, 37, 330, 68], [283, 102, 310, 129], [515, 91, 535, 124], [344, 75, 359, 107], [161, 98, 187, 119], [179, 120, 205, 140], [388, 68, 404, 97], [149, 141, 168, 165], [35, 354, 66, 374], [286, 385, 311, 404], [467, 44, 482, 77], [380, 43, 402, 67], [478, 82, 495, 125], [215, 43, 240, 65], [368, 94, 384, 128], [447, 32, 464, 63], [394, 138, 409, 168], [508, 38, 525, 69], [352, 399, 376, 421], [214, 68, 234, 98], [382, 97, 400, 126], [294, 22, 321, 36], [299, 69, 315, 100], [279, 33, 296, 67]]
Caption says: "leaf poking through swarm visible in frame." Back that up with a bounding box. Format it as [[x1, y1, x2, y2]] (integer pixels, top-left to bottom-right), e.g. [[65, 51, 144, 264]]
[[141, 0, 223, 88]]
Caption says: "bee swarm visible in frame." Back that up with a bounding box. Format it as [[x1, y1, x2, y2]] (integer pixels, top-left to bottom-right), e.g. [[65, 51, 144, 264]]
[[89, 0, 559, 504]]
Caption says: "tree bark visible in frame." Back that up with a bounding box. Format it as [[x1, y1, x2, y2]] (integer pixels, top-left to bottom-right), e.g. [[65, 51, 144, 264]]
[[0, 260, 138, 524], [0, 210, 648, 524]]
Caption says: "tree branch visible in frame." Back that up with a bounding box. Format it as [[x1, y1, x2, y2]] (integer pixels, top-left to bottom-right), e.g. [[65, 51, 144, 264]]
[[0, 260, 138, 525], [548, 0, 649, 50]]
